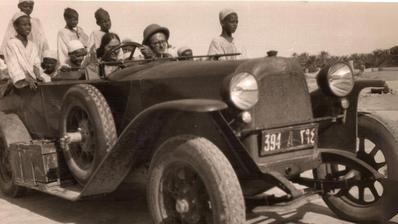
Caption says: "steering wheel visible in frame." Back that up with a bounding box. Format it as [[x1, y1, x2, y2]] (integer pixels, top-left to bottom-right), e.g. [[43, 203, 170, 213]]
[[102, 41, 144, 62]]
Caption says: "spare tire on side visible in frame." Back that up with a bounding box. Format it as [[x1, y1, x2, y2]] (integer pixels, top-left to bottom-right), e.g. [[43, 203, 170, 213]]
[[60, 84, 117, 185]]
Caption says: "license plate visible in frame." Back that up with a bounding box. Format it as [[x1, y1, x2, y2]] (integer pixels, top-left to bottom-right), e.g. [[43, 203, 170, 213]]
[[259, 124, 318, 156]]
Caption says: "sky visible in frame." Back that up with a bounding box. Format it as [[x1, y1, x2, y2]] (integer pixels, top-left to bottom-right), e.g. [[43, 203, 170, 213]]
[[1, 0, 398, 58]]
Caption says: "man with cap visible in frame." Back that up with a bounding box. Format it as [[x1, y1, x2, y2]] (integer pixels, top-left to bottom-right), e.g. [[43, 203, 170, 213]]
[[57, 8, 89, 67], [141, 24, 174, 59], [0, 0, 49, 60], [207, 8, 247, 60], [62, 39, 87, 70], [54, 40, 87, 80], [41, 50, 58, 80], [177, 46, 193, 60], [3, 12, 46, 89]]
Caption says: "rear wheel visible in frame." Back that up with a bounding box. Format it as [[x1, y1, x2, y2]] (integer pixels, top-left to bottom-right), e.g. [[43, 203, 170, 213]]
[[147, 136, 245, 224], [0, 114, 31, 197], [60, 84, 117, 185], [320, 114, 398, 223]]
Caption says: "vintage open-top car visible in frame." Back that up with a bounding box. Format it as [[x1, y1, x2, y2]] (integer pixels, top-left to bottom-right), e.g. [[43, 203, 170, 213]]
[[0, 42, 397, 223]]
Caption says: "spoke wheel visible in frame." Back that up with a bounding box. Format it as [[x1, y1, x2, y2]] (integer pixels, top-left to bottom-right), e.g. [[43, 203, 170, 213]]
[[319, 114, 398, 223], [66, 107, 96, 170], [60, 84, 117, 185], [161, 164, 213, 224], [148, 136, 245, 224]]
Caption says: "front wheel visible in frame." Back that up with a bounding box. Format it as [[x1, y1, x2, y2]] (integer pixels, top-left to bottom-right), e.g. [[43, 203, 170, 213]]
[[320, 114, 398, 223], [147, 136, 245, 224]]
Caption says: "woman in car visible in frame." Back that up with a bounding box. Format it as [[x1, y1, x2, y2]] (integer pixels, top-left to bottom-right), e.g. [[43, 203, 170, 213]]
[[85, 32, 122, 79]]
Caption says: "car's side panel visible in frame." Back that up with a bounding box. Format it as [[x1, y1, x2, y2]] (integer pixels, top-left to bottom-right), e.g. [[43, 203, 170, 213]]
[[78, 100, 231, 197], [38, 80, 132, 138], [6, 88, 50, 138]]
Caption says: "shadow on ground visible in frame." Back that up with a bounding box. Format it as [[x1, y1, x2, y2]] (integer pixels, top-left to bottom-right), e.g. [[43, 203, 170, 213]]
[[2, 183, 398, 224]]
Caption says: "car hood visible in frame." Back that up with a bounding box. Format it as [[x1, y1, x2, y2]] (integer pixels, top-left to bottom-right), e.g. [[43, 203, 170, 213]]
[[107, 59, 246, 81]]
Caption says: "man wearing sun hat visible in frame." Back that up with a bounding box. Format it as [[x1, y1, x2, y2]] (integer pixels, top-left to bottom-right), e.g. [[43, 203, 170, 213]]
[[207, 8, 247, 60], [0, 0, 49, 60], [141, 24, 174, 59]]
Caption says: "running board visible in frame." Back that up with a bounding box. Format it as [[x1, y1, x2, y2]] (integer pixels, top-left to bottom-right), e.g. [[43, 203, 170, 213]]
[[16, 182, 82, 201]]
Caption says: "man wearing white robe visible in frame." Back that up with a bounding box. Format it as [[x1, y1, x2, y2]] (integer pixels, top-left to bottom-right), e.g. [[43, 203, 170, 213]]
[[3, 12, 49, 89], [4, 37, 40, 88], [57, 8, 89, 67], [0, 0, 49, 60], [207, 9, 247, 60]]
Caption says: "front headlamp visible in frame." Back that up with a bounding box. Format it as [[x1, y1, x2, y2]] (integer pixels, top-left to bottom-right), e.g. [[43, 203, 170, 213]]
[[224, 72, 259, 110], [317, 63, 354, 97]]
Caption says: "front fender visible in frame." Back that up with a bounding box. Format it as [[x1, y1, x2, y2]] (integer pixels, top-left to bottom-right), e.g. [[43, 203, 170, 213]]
[[78, 99, 228, 197], [314, 79, 385, 151]]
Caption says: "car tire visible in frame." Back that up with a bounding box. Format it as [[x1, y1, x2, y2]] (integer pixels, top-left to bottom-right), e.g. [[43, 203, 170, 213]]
[[60, 84, 117, 185], [0, 113, 31, 197], [147, 135, 245, 224], [320, 114, 398, 223]]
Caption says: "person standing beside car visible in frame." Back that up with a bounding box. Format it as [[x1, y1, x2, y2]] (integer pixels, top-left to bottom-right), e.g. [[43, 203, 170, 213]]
[[207, 8, 246, 60], [0, 0, 49, 60]]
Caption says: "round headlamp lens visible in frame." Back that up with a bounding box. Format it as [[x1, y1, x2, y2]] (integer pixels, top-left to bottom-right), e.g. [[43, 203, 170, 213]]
[[327, 63, 354, 97], [229, 72, 259, 110]]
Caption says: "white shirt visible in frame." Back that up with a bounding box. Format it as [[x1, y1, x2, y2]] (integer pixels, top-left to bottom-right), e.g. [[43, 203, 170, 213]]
[[0, 16, 49, 60], [57, 27, 89, 67], [4, 37, 41, 85], [207, 36, 247, 60], [88, 30, 106, 53]]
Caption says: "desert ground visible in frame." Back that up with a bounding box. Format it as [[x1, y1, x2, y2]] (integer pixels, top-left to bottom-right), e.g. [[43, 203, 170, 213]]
[[1, 70, 398, 224]]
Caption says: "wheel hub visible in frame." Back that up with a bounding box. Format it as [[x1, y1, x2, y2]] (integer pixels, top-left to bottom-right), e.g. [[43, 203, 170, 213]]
[[176, 198, 190, 214], [78, 120, 93, 153]]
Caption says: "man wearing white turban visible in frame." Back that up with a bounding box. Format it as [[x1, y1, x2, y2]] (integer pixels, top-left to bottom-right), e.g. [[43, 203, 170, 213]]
[[0, 0, 49, 60], [207, 8, 247, 60], [3, 12, 47, 89], [41, 50, 58, 80]]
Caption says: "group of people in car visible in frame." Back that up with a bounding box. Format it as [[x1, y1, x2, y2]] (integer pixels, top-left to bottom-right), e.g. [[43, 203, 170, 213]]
[[0, 0, 245, 90]]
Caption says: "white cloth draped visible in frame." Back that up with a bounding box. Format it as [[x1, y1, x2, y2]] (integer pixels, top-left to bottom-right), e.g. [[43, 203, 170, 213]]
[[57, 27, 89, 67], [0, 16, 49, 59], [3, 37, 40, 85]]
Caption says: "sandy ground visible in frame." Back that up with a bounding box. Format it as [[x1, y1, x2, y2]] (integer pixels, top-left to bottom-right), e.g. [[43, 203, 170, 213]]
[[1, 183, 396, 224], [2, 70, 398, 224]]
